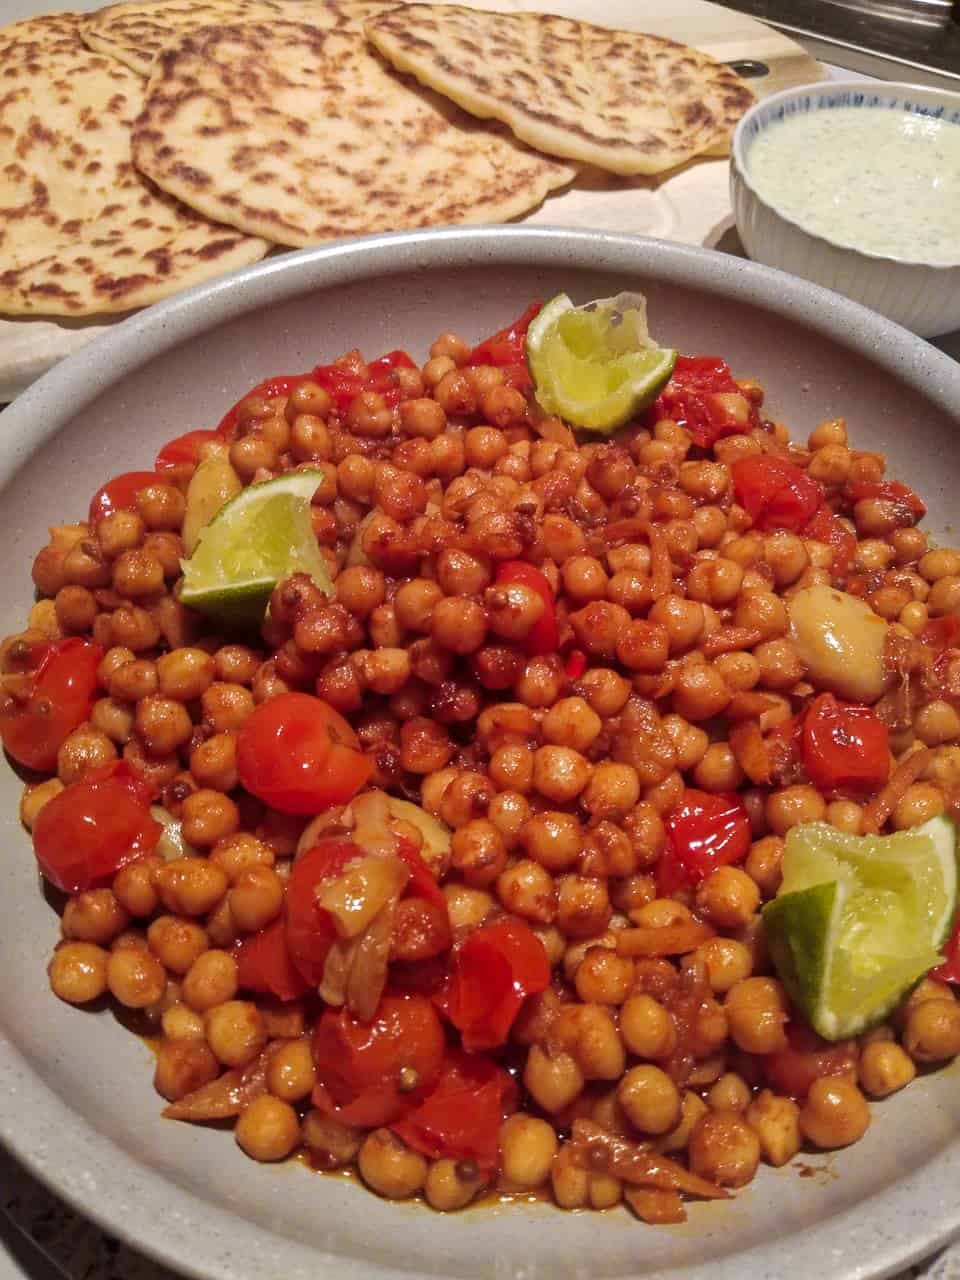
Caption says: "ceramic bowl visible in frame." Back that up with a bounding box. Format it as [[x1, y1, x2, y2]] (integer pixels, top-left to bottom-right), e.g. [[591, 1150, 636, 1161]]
[[730, 81, 960, 338], [2, 227, 960, 1280]]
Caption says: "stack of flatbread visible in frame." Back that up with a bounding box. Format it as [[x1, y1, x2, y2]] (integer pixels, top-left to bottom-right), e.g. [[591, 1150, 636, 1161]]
[[0, 0, 755, 328]]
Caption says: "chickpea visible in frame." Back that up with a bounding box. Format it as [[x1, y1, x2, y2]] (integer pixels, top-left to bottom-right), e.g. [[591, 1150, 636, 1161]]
[[903, 998, 960, 1062], [688, 1112, 760, 1187], [617, 1065, 681, 1136], [19, 777, 64, 831], [892, 782, 945, 830], [765, 785, 827, 836], [62, 889, 130, 946], [695, 867, 760, 929], [190, 732, 239, 793], [180, 789, 240, 847], [799, 1078, 871, 1149], [358, 1129, 428, 1199], [113, 856, 162, 917], [523, 1044, 584, 1113], [499, 1115, 558, 1190], [450, 819, 507, 888], [302, 1111, 362, 1170], [424, 1158, 485, 1212], [106, 945, 166, 1008], [574, 948, 634, 1005], [152, 1036, 220, 1103], [672, 663, 730, 722], [693, 742, 744, 793], [443, 884, 493, 931], [236, 1096, 300, 1162], [204, 999, 267, 1068], [136, 481, 186, 530], [533, 745, 591, 804], [556, 874, 611, 939], [156, 648, 216, 701], [228, 864, 285, 932], [496, 860, 555, 923], [620, 994, 677, 1060], [695, 937, 753, 995], [55, 723, 117, 785], [266, 1038, 317, 1103], [147, 915, 210, 975], [202, 682, 256, 733], [859, 1040, 917, 1096], [154, 859, 228, 917], [657, 1090, 709, 1155], [706, 1072, 751, 1113], [181, 949, 238, 1013], [745, 1090, 801, 1167], [724, 977, 789, 1054], [48, 941, 109, 1004]]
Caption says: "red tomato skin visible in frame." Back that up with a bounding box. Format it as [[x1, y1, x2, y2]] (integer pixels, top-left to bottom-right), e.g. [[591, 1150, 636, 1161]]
[[801, 693, 890, 794], [802, 504, 857, 578], [395, 838, 447, 911], [284, 839, 363, 985], [731, 454, 823, 532], [921, 616, 960, 654], [32, 762, 161, 893], [236, 692, 371, 815], [931, 914, 960, 983], [466, 301, 541, 373], [659, 790, 752, 892], [650, 355, 756, 448], [234, 918, 311, 1002], [762, 1023, 858, 1098], [437, 917, 551, 1051], [154, 429, 222, 472], [311, 993, 446, 1127], [846, 479, 926, 519], [88, 471, 159, 525], [494, 561, 559, 657], [391, 1051, 519, 1173], [0, 637, 103, 772]]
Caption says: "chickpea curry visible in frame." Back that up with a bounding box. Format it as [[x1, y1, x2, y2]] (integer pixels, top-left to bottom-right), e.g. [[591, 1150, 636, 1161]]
[[6, 297, 960, 1226]]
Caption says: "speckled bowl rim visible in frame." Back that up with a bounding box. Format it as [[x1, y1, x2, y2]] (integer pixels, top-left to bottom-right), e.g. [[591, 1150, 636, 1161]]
[[731, 79, 960, 269], [2, 226, 960, 1280]]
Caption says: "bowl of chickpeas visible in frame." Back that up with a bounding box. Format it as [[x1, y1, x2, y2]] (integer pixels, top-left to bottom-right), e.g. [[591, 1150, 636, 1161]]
[[2, 225, 960, 1280]]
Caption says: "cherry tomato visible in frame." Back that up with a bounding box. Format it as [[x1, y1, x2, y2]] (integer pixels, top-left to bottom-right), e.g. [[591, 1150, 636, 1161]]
[[732, 454, 823, 532], [846, 479, 926, 520], [392, 1050, 519, 1174], [494, 561, 559, 657], [921, 616, 960, 654], [565, 649, 587, 681], [154, 429, 222, 472], [234, 917, 311, 1002], [87, 471, 159, 525], [762, 1022, 858, 1098], [649, 354, 756, 449], [802, 503, 857, 578], [466, 301, 541, 387], [436, 917, 550, 1052], [285, 839, 364, 985], [0, 637, 103, 772], [215, 374, 308, 439], [395, 838, 447, 911], [32, 761, 160, 893], [801, 692, 889, 794], [659, 789, 751, 893], [365, 350, 417, 407], [236, 692, 372, 815], [931, 914, 960, 983], [311, 992, 446, 1127]]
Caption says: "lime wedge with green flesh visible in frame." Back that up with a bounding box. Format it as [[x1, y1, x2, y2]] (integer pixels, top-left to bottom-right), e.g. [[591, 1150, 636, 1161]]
[[179, 470, 333, 629], [762, 815, 957, 1041], [526, 291, 677, 434]]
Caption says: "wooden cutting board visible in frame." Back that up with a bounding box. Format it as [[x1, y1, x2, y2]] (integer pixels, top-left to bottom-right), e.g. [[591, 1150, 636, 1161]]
[[0, 0, 823, 401]]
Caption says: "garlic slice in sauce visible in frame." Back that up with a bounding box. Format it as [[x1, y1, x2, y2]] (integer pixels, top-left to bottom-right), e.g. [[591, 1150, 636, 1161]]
[[150, 806, 199, 862], [788, 585, 888, 704]]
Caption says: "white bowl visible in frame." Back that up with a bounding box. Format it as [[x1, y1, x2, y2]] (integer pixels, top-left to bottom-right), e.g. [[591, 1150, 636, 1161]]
[[730, 81, 960, 338], [2, 228, 960, 1280]]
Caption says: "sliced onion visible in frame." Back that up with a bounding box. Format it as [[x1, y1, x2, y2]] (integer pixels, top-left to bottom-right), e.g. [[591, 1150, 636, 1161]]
[[319, 936, 353, 1008], [346, 898, 395, 1022], [162, 1048, 270, 1121], [150, 806, 199, 862], [316, 853, 409, 939]]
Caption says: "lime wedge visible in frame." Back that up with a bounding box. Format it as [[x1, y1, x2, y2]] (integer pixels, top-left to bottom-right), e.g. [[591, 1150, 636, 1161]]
[[762, 816, 957, 1040], [180, 470, 333, 628], [526, 291, 677, 434]]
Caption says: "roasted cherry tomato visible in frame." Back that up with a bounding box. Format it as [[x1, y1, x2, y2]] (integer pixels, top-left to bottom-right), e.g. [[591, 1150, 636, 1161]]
[[215, 374, 307, 439], [395, 838, 447, 911], [732, 453, 823, 532], [154, 429, 222, 472], [236, 692, 372, 815], [762, 1022, 858, 1099], [0, 637, 103, 772], [311, 992, 446, 1127], [846, 479, 926, 520], [802, 503, 857, 578], [494, 561, 559, 657], [801, 692, 889, 794], [285, 838, 363, 985], [659, 789, 752, 894], [32, 761, 160, 893], [436, 917, 550, 1052], [649, 354, 756, 449], [87, 471, 159, 525], [312, 349, 417, 412], [234, 917, 311, 1002], [465, 301, 541, 391], [921, 616, 960, 654], [392, 1050, 519, 1174]]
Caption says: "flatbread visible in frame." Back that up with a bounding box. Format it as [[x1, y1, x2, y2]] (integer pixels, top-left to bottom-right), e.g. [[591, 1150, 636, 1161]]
[[0, 14, 270, 317], [79, 0, 399, 76], [364, 4, 756, 176], [131, 20, 576, 248]]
